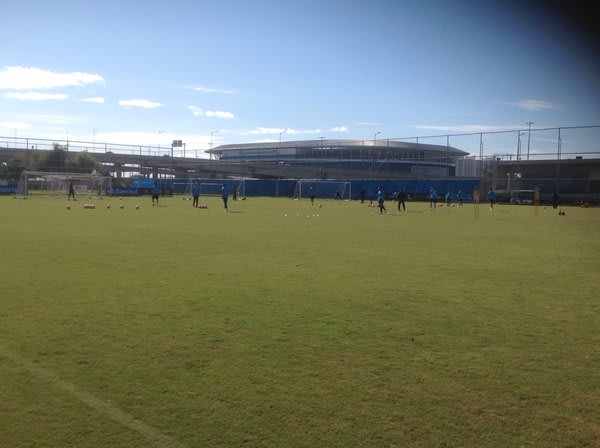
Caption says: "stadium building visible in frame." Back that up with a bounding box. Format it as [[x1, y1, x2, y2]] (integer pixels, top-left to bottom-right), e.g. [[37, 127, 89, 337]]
[[206, 139, 468, 180]]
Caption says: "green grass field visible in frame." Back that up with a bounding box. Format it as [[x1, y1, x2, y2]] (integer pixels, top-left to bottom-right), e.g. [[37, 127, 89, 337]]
[[1, 194, 599, 447]]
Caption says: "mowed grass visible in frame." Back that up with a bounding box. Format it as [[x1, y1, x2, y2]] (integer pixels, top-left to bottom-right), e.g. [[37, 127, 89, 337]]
[[1, 194, 599, 447]]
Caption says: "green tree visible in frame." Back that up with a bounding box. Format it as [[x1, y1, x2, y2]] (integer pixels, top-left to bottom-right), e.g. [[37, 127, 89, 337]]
[[6, 151, 35, 181], [69, 151, 100, 173], [36, 144, 69, 172]]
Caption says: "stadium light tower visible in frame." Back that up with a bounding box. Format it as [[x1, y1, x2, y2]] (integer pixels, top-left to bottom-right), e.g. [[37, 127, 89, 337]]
[[526, 121, 534, 160]]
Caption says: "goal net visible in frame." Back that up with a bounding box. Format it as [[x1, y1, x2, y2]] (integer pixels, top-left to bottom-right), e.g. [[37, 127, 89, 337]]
[[16, 171, 112, 198], [292, 180, 351, 200]]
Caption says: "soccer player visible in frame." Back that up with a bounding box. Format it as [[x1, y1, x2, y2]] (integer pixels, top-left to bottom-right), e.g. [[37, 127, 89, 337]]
[[68, 181, 75, 200], [446, 191, 452, 207], [397, 188, 406, 211], [377, 186, 387, 214], [152, 181, 160, 206], [457, 190, 464, 207], [221, 183, 229, 211], [552, 191, 559, 209], [429, 187, 438, 211], [232, 184, 238, 201], [192, 183, 200, 208], [487, 188, 496, 211], [309, 186, 315, 205]]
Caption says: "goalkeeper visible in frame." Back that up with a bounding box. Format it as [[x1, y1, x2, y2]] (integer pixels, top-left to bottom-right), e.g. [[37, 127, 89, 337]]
[[192, 183, 200, 208]]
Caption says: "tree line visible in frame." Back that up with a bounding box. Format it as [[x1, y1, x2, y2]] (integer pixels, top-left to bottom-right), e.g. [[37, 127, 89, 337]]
[[0, 144, 104, 181]]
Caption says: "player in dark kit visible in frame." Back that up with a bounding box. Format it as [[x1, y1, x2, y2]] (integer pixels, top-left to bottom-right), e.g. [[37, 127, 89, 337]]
[[397, 188, 406, 211], [377, 187, 387, 214], [152, 182, 160, 206], [221, 183, 229, 211], [68, 181, 75, 200], [192, 183, 200, 208]]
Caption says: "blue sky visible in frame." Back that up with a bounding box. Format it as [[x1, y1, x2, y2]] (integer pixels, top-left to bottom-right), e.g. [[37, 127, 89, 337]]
[[1, 0, 598, 157]]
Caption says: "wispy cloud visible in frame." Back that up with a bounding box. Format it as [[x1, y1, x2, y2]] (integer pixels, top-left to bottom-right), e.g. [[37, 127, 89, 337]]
[[119, 99, 162, 109], [33, 114, 74, 125], [508, 99, 560, 111], [244, 127, 327, 136], [0, 66, 104, 90], [6, 91, 68, 101], [410, 124, 519, 133], [81, 97, 105, 104], [193, 86, 234, 94], [188, 106, 235, 119], [356, 122, 384, 126], [0, 120, 31, 130]]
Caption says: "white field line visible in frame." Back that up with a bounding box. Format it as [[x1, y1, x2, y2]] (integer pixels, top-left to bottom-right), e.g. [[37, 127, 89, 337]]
[[0, 345, 186, 448]]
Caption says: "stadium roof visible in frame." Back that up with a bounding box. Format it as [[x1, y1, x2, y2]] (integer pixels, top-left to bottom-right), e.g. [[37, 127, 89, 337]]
[[206, 139, 468, 157]]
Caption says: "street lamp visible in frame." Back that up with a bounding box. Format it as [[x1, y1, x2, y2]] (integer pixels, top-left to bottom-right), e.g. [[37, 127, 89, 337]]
[[210, 130, 219, 149], [209, 130, 219, 160], [525, 121, 534, 160], [279, 130, 287, 144]]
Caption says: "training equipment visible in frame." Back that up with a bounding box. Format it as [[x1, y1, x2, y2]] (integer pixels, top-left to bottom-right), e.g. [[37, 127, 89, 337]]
[[292, 180, 351, 200], [17, 171, 112, 198]]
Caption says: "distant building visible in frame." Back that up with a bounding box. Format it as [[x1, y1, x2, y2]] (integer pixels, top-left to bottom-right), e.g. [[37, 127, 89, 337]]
[[206, 139, 468, 179]]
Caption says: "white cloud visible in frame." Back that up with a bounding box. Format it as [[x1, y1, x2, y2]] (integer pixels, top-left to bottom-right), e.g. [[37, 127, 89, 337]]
[[81, 97, 105, 103], [6, 91, 68, 101], [246, 127, 287, 135], [0, 121, 31, 130], [356, 122, 384, 126], [193, 86, 234, 94], [512, 99, 559, 111], [205, 110, 235, 119], [0, 66, 104, 90], [329, 126, 348, 132], [187, 105, 235, 119], [119, 99, 162, 109]]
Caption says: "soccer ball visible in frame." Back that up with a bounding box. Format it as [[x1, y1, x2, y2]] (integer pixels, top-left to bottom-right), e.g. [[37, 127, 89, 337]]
[[120, 204, 124, 209], [135, 205, 140, 210], [106, 204, 111, 209], [66, 204, 71, 210]]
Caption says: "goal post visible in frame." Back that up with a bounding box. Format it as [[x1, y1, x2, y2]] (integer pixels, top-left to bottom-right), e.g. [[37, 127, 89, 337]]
[[292, 180, 351, 200], [16, 171, 112, 198]]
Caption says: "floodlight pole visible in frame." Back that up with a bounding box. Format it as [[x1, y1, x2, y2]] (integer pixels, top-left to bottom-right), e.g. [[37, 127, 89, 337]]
[[526, 121, 534, 160], [372, 132, 380, 179]]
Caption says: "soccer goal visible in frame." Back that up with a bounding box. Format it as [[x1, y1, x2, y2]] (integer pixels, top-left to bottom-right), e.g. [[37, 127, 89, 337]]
[[292, 180, 351, 200], [16, 171, 112, 198], [196, 180, 246, 197]]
